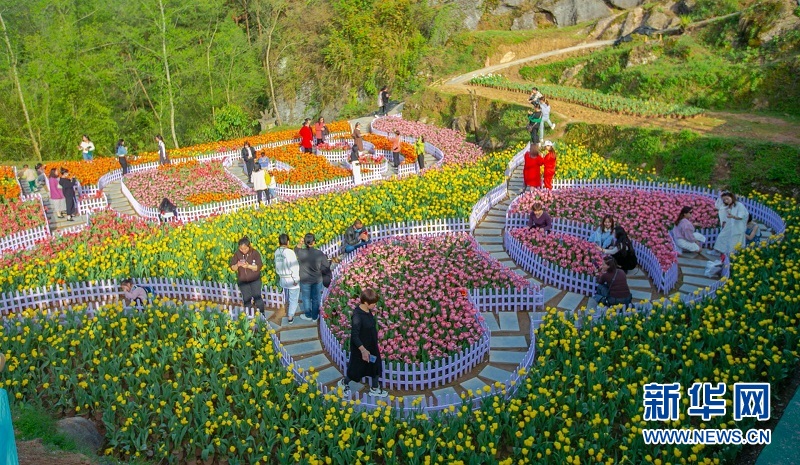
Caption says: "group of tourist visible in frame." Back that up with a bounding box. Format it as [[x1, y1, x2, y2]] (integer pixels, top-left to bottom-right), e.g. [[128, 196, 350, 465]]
[[521, 88, 558, 193], [19, 158, 82, 222]]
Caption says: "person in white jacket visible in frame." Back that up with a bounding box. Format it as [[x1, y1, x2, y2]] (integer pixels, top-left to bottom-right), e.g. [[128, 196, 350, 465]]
[[274, 233, 301, 324], [251, 163, 268, 205], [713, 191, 748, 259]]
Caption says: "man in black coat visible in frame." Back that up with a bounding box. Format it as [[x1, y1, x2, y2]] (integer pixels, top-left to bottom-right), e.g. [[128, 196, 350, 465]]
[[241, 141, 256, 181]]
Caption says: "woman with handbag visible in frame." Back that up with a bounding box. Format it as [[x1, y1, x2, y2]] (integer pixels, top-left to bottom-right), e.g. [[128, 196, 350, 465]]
[[588, 256, 632, 310], [337, 288, 389, 398], [47, 168, 67, 219]]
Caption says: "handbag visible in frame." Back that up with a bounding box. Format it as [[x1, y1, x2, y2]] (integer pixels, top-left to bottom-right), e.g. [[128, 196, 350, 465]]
[[525, 123, 534, 132]]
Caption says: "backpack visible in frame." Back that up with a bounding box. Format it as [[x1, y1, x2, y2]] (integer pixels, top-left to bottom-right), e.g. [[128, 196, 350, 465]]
[[133, 284, 156, 305]]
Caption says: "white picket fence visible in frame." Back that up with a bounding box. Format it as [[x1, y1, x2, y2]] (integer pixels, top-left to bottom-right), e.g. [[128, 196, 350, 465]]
[[0, 194, 50, 255]]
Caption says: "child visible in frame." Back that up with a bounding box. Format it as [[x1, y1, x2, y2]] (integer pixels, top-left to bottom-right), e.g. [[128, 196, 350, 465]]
[[21, 165, 37, 193], [120, 278, 151, 307]]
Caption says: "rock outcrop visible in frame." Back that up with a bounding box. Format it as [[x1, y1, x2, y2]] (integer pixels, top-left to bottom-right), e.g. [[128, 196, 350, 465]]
[[57, 417, 104, 453], [511, 11, 538, 30], [537, 0, 613, 26]]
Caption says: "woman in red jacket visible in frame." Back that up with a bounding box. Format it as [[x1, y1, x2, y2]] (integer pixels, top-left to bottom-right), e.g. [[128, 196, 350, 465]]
[[522, 145, 544, 193], [542, 140, 557, 190], [299, 119, 314, 153]]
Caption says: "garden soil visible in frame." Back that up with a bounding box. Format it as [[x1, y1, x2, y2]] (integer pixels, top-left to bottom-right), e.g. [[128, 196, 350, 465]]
[[16, 439, 94, 465]]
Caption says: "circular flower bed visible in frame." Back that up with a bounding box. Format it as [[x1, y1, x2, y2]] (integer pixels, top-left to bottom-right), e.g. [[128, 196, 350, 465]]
[[322, 234, 527, 363], [124, 160, 253, 208]]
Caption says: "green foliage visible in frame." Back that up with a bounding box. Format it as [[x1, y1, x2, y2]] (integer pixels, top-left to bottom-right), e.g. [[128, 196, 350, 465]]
[[684, 0, 743, 21], [195, 105, 254, 142], [562, 122, 800, 197], [13, 403, 77, 451]]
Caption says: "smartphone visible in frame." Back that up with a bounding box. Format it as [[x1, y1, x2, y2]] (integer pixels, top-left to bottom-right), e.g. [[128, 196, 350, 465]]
[[369, 355, 377, 363]]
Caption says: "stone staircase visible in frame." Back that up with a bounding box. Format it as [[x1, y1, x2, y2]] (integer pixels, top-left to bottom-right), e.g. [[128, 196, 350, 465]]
[[269, 308, 535, 404], [102, 179, 137, 218]]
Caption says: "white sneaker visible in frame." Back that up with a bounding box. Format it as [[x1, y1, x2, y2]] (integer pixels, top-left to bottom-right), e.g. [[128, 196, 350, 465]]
[[551, 123, 556, 129], [299, 314, 313, 321], [368, 387, 389, 398]]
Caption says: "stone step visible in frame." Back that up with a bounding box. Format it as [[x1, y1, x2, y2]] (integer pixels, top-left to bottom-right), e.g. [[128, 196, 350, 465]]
[[432, 386, 458, 403], [489, 251, 512, 261], [490, 336, 527, 349], [542, 286, 561, 304], [283, 340, 323, 357], [489, 350, 527, 366], [630, 289, 653, 302], [682, 275, 719, 288], [497, 312, 520, 332], [479, 365, 513, 384], [626, 278, 651, 289], [476, 236, 503, 244], [481, 313, 500, 332], [557, 292, 585, 312], [280, 316, 317, 328], [316, 366, 343, 386], [278, 327, 319, 343], [459, 377, 487, 395], [295, 353, 331, 372], [480, 244, 505, 253]]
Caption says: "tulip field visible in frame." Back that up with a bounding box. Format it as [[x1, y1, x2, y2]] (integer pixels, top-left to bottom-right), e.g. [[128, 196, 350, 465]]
[[0, 117, 799, 464], [509, 227, 606, 276]]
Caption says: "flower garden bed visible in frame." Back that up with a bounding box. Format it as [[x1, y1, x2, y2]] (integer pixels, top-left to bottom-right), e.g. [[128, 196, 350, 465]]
[[509, 187, 718, 271], [123, 160, 253, 208], [372, 116, 483, 165], [509, 227, 605, 276], [0, 166, 22, 200], [469, 74, 706, 118], [322, 234, 527, 364]]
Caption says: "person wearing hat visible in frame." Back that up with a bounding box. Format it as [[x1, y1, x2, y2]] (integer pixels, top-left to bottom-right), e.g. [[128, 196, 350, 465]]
[[542, 140, 557, 190]]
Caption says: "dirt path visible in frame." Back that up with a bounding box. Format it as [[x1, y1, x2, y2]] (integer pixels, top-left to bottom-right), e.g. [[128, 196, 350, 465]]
[[438, 82, 800, 146], [439, 40, 800, 146]]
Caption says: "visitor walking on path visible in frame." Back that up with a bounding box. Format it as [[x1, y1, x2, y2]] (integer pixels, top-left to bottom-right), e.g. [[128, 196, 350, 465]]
[[390, 130, 402, 169], [116, 139, 129, 175], [58, 168, 79, 221], [47, 168, 66, 218], [337, 288, 389, 398], [379, 87, 390, 116], [414, 136, 425, 170], [295, 233, 330, 322], [352, 122, 364, 155], [274, 234, 300, 325], [78, 135, 95, 161], [528, 202, 552, 232], [541, 140, 557, 189], [713, 192, 748, 260], [267, 168, 277, 202], [156, 135, 170, 165], [229, 236, 266, 315], [521, 146, 543, 192], [241, 141, 256, 180], [35, 164, 46, 189], [539, 97, 556, 141], [299, 119, 314, 154], [20, 165, 37, 193], [251, 163, 268, 205], [673, 206, 707, 253], [527, 106, 542, 148]]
